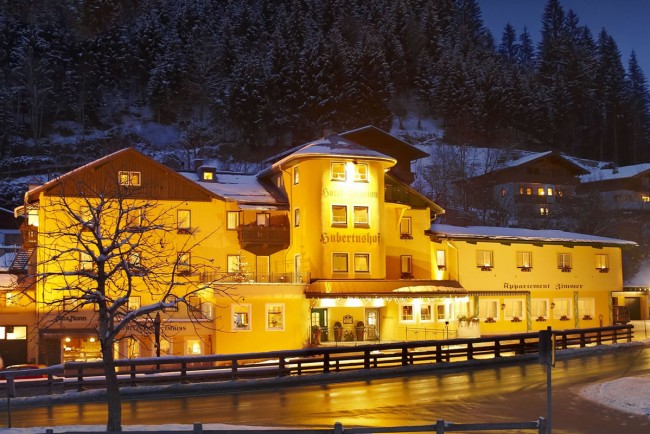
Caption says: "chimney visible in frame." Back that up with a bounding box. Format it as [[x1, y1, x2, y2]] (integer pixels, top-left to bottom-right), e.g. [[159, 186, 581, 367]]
[[194, 158, 204, 171]]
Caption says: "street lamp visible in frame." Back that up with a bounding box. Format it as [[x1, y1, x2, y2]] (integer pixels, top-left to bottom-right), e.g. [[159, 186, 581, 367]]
[[154, 312, 161, 369]]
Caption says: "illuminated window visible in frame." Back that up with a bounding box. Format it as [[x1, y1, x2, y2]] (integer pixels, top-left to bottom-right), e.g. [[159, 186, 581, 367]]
[[293, 166, 300, 184], [177, 210, 191, 233], [354, 253, 370, 272], [178, 252, 191, 275], [127, 296, 140, 311], [539, 206, 549, 216], [558, 253, 572, 270], [80, 251, 94, 270], [227, 254, 241, 273], [420, 304, 433, 322], [127, 338, 140, 358], [118, 171, 141, 186], [596, 254, 609, 271], [578, 298, 595, 319], [202, 171, 213, 181], [294, 208, 300, 227], [233, 304, 251, 331], [332, 253, 348, 272], [532, 299, 549, 319], [202, 302, 215, 320], [128, 251, 141, 268], [478, 299, 498, 321], [436, 304, 452, 321], [353, 206, 369, 227], [504, 299, 524, 320], [557, 190, 564, 197], [537, 187, 545, 196], [642, 194, 650, 203], [400, 255, 412, 275], [331, 162, 346, 181], [547, 187, 553, 196], [553, 298, 572, 320], [266, 304, 285, 330], [476, 250, 493, 269], [124, 208, 142, 229], [516, 251, 532, 269], [332, 205, 347, 226], [400, 217, 412, 239], [186, 339, 203, 355], [436, 250, 446, 269], [400, 304, 414, 321], [3, 292, 18, 307], [226, 211, 239, 230], [354, 163, 368, 182], [526, 187, 532, 195], [163, 294, 179, 312]]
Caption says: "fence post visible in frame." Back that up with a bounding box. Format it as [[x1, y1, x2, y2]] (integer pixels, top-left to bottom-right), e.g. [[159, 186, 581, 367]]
[[181, 362, 188, 384], [537, 416, 546, 434], [324, 353, 330, 373], [494, 339, 501, 358], [193, 422, 203, 434], [364, 349, 370, 370], [231, 359, 239, 380], [401, 347, 408, 366], [467, 342, 473, 360], [333, 422, 344, 434], [76, 366, 84, 392], [130, 363, 137, 387], [436, 419, 446, 434]]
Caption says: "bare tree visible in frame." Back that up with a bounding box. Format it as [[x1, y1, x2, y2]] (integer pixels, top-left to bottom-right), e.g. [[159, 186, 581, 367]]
[[26, 170, 236, 432]]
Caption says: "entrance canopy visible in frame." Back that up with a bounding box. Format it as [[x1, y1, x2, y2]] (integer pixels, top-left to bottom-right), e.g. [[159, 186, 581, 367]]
[[306, 279, 467, 299]]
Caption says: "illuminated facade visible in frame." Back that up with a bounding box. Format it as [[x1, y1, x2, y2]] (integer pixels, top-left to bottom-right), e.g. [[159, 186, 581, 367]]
[[7, 127, 638, 365]]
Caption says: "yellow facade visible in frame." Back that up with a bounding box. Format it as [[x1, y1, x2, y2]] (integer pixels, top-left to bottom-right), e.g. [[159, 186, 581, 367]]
[[6, 129, 637, 366]]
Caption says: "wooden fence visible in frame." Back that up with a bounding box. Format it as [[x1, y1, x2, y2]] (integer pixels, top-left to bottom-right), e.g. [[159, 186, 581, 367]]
[[0, 325, 633, 398]]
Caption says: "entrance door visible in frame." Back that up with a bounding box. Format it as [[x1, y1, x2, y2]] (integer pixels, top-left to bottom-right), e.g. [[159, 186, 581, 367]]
[[625, 297, 641, 320], [311, 308, 328, 342], [366, 308, 380, 341]]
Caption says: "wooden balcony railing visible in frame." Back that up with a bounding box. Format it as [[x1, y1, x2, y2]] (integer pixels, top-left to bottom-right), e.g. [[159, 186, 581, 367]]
[[238, 224, 290, 255], [19, 223, 38, 248]]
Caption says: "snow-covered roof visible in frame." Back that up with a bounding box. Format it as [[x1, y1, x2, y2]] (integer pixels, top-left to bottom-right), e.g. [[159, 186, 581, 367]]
[[180, 172, 283, 207], [429, 223, 637, 247], [580, 163, 650, 183]]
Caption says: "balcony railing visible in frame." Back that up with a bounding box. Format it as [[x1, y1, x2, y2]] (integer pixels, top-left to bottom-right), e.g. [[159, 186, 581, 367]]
[[19, 223, 38, 248], [198, 271, 310, 284], [238, 224, 290, 255], [385, 184, 412, 205]]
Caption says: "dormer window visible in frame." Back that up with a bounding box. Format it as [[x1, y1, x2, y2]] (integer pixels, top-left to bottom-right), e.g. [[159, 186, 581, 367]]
[[199, 168, 216, 182], [118, 171, 141, 186]]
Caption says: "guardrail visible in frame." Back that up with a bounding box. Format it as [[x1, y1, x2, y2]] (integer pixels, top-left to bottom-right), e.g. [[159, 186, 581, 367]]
[[0, 325, 633, 399], [38, 419, 547, 434]]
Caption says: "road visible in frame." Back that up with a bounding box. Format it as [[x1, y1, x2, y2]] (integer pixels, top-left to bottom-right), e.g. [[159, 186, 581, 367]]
[[5, 344, 650, 433]]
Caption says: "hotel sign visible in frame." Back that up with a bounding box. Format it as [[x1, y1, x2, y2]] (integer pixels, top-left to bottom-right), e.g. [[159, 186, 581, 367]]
[[322, 188, 378, 199], [321, 232, 381, 245], [503, 282, 584, 290]]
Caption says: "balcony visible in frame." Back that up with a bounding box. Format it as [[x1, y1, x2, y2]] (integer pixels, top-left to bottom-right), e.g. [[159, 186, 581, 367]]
[[238, 224, 290, 256], [19, 224, 38, 248], [198, 271, 310, 284], [385, 184, 412, 205]]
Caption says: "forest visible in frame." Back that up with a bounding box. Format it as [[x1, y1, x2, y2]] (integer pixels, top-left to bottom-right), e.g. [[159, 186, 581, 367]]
[[0, 0, 649, 176]]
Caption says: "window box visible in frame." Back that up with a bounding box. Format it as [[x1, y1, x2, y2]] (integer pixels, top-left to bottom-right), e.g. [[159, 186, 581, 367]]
[[177, 228, 192, 235], [536, 316, 546, 322], [519, 267, 532, 272], [582, 315, 593, 320], [560, 315, 570, 321], [511, 317, 522, 323], [560, 267, 572, 272], [400, 233, 413, 240], [597, 268, 609, 273], [480, 266, 492, 271], [400, 272, 414, 279], [484, 317, 496, 323], [437, 265, 447, 271]]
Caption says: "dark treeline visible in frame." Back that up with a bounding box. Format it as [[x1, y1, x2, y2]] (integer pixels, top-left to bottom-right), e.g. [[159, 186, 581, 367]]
[[0, 0, 649, 165]]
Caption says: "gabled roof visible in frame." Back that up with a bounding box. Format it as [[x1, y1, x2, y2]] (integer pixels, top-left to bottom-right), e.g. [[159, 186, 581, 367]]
[[466, 151, 589, 182], [340, 125, 428, 161], [21, 148, 220, 204], [428, 223, 637, 247], [580, 163, 650, 184]]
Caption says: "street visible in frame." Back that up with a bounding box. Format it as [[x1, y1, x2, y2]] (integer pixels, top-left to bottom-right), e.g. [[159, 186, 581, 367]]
[[4, 344, 650, 433]]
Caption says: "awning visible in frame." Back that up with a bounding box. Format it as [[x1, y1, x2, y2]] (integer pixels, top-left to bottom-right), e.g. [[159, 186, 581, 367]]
[[306, 279, 467, 299]]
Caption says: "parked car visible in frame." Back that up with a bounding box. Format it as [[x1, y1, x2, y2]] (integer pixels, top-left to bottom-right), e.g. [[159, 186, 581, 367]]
[[1, 364, 48, 379]]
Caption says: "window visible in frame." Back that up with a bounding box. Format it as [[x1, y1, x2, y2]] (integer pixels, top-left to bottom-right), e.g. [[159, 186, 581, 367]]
[[547, 187, 553, 196], [353, 206, 369, 227], [202, 302, 215, 320], [553, 298, 572, 320], [226, 211, 239, 230], [266, 304, 285, 330], [127, 296, 140, 311], [177, 252, 191, 275], [354, 163, 368, 182], [127, 252, 142, 273], [476, 250, 493, 270], [537, 187, 545, 196], [124, 208, 142, 229], [532, 299, 549, 320], [504, 299, 524, 321], [186, 339, 203, 355], [526, 187, 532, 195], [163, 294, 179, 312], [595, 254, 609, 271], [201, 169, 215, 181], [436, 250, 446, 270], [293, 166, 300, 184], [332, 205, 347, 226], [354, 253, 370, 272], [331, 162, 346, 181], [118, 171, 141, 186], [578, 298, 595, 320], [516, 251, 532, 270], [3, 292, 18, 307], [80, 251, 94, 270], [332, 253, 349, 272], [233, 304, 251, 330], [227, 254, 241, 274], [420, 304, 433, 322], [256, 213, 270, 226], [177, 210, 191, 233], [400, 304, 414, 322], [400, 217, 412, 239], [539, 206, 549, 216], [400, 255, 413, 277], [558, 253, 572, 271], [294, 208, 300, 227], [501, 188, 507, 197], [642, 194, 650, 203], [478, 299, 498, 322], [127, 338, 140, 358]]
